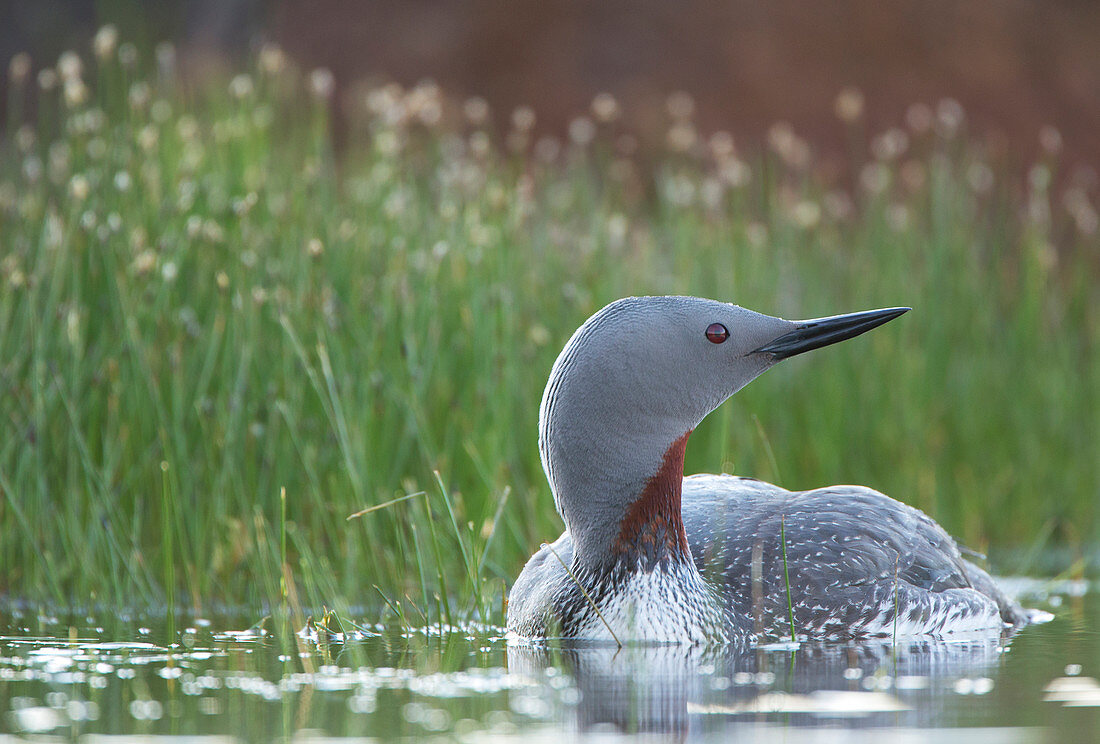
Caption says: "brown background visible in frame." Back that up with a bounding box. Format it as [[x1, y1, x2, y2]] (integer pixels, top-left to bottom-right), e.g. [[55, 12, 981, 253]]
[[3, 0, 1099, 171], [270, 0, 1100, 171]]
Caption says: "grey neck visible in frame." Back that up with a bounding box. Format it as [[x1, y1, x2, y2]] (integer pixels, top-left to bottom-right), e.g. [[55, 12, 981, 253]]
[[540, 396, 694, 574]]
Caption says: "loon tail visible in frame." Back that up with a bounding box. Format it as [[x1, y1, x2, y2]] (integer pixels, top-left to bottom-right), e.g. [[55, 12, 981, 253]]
[[962, 559, 1050, 627]]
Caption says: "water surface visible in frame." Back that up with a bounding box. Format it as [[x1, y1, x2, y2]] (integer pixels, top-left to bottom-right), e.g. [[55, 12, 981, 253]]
[[1, 580, 1096, 742]]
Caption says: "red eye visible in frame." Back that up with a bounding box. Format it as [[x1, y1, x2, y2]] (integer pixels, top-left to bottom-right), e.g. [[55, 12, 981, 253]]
[[705, 323, 729, 344]]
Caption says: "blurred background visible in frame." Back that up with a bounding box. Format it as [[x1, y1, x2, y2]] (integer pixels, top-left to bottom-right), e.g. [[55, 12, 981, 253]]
[[4, 0, 1099, 173], [2, 0, 1097, 610]]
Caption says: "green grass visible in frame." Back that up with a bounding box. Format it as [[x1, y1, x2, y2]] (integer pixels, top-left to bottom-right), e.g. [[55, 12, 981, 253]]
[[1, 36, 1097, 623]]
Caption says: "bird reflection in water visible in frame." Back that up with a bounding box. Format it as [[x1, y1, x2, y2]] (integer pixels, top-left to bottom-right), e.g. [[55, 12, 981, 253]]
[[507, 631, 1014, 736]]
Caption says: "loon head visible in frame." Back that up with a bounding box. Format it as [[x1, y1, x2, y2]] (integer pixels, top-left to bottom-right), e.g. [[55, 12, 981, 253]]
[[538, 295, 908, 571]]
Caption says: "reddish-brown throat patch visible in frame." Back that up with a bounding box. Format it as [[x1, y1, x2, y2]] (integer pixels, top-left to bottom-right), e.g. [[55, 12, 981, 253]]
[[612, 430, 692, 566]]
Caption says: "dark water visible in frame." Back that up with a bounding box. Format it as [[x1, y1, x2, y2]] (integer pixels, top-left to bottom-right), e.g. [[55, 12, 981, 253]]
[[1, 580, 1096, 742]]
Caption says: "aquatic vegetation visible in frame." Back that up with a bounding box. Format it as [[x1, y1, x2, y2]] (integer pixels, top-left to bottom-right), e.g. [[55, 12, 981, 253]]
[[0, 30, 1097, 621]]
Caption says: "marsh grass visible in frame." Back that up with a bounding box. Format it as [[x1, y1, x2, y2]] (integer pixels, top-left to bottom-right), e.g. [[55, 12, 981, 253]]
[[545, 541, 621, 647], [780, 514, 796, 643], [1, 34, 1097, 623]]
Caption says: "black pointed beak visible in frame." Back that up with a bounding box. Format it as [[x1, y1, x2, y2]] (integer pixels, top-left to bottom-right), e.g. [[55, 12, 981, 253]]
[[754, 307, 910, 360]]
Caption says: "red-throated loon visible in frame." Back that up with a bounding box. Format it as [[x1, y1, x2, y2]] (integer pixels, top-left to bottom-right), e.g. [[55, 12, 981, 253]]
[[507, 296, 1031, 644]]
